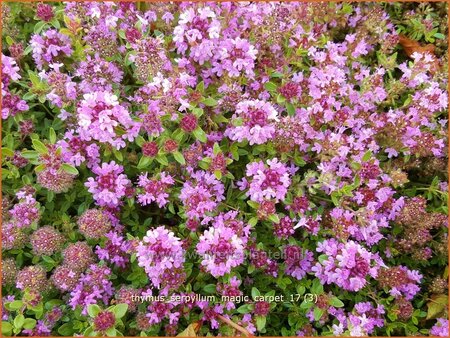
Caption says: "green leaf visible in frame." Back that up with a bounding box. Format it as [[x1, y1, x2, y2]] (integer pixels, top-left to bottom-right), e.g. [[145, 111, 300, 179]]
[[87, 304, 101, 318], [203, 284, 217, 294], [318, 254, 328, 264], [426, 294, 448, 320], [213, 142, 221, 155], [248, 217, 258, 227], [156, 154, 169, 166], [362, 150, 372, 162], [256, 315, 266, 331], [311, 278, 324, 294], [113, 148, 123, 162], [22, 318, 36, 330], [247, 200, 259, 209], [214, 170, 222, 180], [329, 297, 344, 308], [8, 300, 23, 310], [61, 163, 79, 175], [34, 21, 47, 34], [32, 139, 48, 154], [35, 164, 46, 173], [236, 304, 252, 314], [193, 127, 207, 143], [268, 214, 280, 223], [5, 36, 14, 46], [270, 72, 283, 78], [173, 151, 186, 165], [27, 70, 41, 86], [313, 307, 324, 321], [49, 128, 57, 144], [434, 32, 445, 39], [137, 156, 151, 169], [2, 147, 14, 157], [196, 81, 205, 92], [202, 97, 217, 107], [286, 102, 295, 116], [264, 81, 277, 92], [176, 323, 198, 337], [331, 192, 339, 206], [24, 45, 33, 55], [13, 314, 25, 329], [113, 303, 128, 319], [83, 327, 94, 336], [251, 287, 261, 299], [1, 322, 12, 336], [135, 135, 145, 147], [192, 107, 204, 118], [21, 150, 39, 159], [105, 327, 117, 337]]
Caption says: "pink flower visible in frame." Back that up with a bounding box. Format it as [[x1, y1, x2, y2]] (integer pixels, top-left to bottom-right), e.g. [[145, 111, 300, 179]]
[[225, 100, 279, 145], [196, 222, 245, 278], [30, 29, 72, 70], [136, 226, 185, 292], [136, 172, 175, 208], [77, 91, 140, 150], [9, 193, 40, 228], [312, 239, 384, 291], [2, 55, 21, 81], [212, 37, 258, 77], [85, 161, 131, 207], [57, 130, 100, 168], [245, 158, 292, 203], [179, 169, 225, 220], [69, 264, 114, 315]]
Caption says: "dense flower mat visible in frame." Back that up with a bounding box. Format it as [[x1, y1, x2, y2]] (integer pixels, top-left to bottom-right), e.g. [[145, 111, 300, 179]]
[[1, 1, 449, 336]]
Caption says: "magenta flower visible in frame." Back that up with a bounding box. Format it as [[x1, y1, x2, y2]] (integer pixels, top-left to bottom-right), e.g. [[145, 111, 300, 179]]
[[179, 169, 225, 220], [2, 55, 21, 82], [9, 193, 40, 228], [85, 161, 131, 207], [312, 239, 383, 291], [58, 130, 100, 168], [430, 318, 449, 337], [284, 246, 314, 280], [136, 172, 174, 208], [77, 91, 140, 150], [69, 264, 114, 315], [136, 226, 185, 292], [95, 231, 132, 268], [245, 158, 292, 203], [30, 29, 73, 70], [173, 6, 221, 64], [212, 37, 258, 77], [76, 55, 123, 93], [225, 100, 279, 145], [196, 222, 245, 278]]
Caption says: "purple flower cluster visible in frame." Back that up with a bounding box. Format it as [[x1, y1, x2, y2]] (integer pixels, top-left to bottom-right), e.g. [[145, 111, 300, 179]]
[[225, 100, 278, 145], [312, 239, 383, 291], [179, 169, 225, 220], [244, 158, 293, 203], [85, 161, 131, 207], [196, 212, 248, 278], [77, 91, 140, 149], [136, 226, 185, 292], [96, 231, 132, 268], [136, 172, 174, 208], [2, 2, 448, 336], [69, 264, 114, 315], [30, 29, 73, 70]]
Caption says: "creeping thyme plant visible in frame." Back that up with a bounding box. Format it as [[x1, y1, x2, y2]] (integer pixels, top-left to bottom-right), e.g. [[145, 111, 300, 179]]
[[1, 2, 448, 336]]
